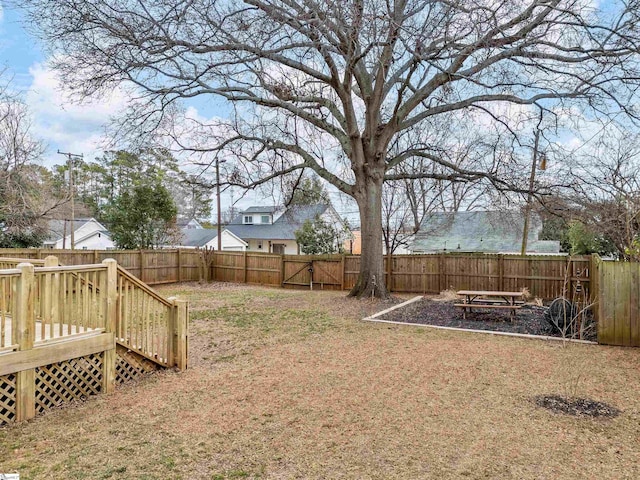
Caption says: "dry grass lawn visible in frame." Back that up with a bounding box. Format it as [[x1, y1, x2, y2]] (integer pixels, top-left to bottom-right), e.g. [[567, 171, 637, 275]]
[[1, 282, 640, 479]]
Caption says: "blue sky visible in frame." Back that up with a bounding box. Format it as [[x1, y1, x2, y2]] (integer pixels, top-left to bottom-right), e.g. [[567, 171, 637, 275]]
[[0, 4, 286, 217], [0, 5, 113, 166], [0, 5, 225, 164], [0, 4, 355, 219]]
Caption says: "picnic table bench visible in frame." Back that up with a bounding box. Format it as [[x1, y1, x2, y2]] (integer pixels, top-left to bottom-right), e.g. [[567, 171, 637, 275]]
[[455, 290, 524, 320]]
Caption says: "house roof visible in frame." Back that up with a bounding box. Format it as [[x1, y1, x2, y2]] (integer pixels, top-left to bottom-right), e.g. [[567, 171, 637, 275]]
[[227, 204, 329, 240], [179, 228, 248, 247], [43, 218, 97, 243], [177, 218, 203, 228], [180, 228, 220, 247], [411, 211, 560, 254], [240, 206, 280, 214]]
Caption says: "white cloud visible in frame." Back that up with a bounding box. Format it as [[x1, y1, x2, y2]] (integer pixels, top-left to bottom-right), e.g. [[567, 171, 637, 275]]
[[25, 62, 132, 165]]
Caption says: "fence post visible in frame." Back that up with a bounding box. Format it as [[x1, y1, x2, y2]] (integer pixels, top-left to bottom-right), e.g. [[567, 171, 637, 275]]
[[139, 250, 145, 282], [101, 259, 118, 394], [173, 299, 188, 370], [590, 254, 601, 323], [498, 254, 505, 291], [340, 254, 345, 291], [15, 263, 35, 422], [439, 253, 445, 292], [279, 254, 284, 287], [177, 249, 182, 283], [244, 251, 249, 284]]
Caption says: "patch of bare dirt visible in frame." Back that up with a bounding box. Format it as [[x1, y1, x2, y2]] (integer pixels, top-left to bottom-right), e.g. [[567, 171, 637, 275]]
[[535, 395, 621, 418]]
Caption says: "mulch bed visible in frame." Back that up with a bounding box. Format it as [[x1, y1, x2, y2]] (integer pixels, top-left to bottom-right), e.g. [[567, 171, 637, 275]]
[[534, 395, 621, 418], [379, 298, 572, 338]]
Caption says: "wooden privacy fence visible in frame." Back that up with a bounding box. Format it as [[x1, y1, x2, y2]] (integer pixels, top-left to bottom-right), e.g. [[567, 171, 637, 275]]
[[0, 248, 203, 285], [210, 251, 593, 301], [0, 248, 593, 300], [595, 258, 640, 347], [0, 258, 188, 425]]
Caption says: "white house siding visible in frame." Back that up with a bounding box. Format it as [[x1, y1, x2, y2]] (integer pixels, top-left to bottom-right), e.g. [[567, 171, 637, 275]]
[[74, 232, 115, 250], [204, 231, 248, 251], [54, 220, 113, 249], [246, 239, 298, 254]]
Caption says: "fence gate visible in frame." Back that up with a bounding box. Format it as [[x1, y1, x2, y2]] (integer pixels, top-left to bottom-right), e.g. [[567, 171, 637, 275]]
[[282, 257, 343, 290], [282, 259, 312, 288]]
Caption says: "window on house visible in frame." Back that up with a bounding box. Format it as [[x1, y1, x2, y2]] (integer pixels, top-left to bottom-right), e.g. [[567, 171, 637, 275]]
[[257, 240, 263, 249], [244, 215, 253, 224], [261, 215, 270, 224]]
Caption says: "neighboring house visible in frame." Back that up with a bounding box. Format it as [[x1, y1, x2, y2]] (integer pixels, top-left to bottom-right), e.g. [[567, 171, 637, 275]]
[[43, 218, 115, 250], [226, 205, 348, 254], [176, 228, 248, 251], [410, 211, 561, 254]]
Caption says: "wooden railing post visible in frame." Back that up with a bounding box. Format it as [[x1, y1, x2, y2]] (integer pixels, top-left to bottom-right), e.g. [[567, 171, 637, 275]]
[[15, 263, 35, 422], [173, 299, 188, 370], [340, 254, 345, 291], [43, 255, 58, 267], [101, 259, 118, 393], [166, 297, 177, 367]]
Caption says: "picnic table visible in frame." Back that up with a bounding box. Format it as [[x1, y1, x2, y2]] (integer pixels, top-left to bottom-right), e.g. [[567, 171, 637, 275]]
[[455, 290, 524, 320]]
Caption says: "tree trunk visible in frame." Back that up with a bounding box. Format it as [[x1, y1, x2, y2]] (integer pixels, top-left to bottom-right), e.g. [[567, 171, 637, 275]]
[[349, 179, 389, 298]]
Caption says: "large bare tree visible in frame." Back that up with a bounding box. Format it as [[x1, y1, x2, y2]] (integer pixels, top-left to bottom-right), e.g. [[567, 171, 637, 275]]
[[557, 129, 640, 259], [18, 0, 640, 296], [0, 82, 56, 246]]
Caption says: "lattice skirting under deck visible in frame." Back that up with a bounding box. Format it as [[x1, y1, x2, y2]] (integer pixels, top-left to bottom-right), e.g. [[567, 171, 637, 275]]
[[0, 373, 16, 424], [1, 346, 160, 426], [35, 353, 103, 414], [115, 344, 161, 385]]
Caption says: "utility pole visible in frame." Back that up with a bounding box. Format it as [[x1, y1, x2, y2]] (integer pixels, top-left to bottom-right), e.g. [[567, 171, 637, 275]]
[[520, 127, 546, 256], [58, 150, 83, 250], [216, 158, 227, 251]]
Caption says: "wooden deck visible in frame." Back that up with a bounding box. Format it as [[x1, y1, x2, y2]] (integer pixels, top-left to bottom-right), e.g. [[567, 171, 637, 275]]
[[2, 317, 98, 348], [0, 257, 189, 425]]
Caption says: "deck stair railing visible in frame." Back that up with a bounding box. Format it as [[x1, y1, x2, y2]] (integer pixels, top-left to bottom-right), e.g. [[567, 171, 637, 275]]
[[115, 265, 187, 368]]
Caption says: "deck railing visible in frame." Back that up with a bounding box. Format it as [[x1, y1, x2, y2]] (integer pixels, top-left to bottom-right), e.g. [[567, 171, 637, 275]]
[[116, 266, 187, 368]]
